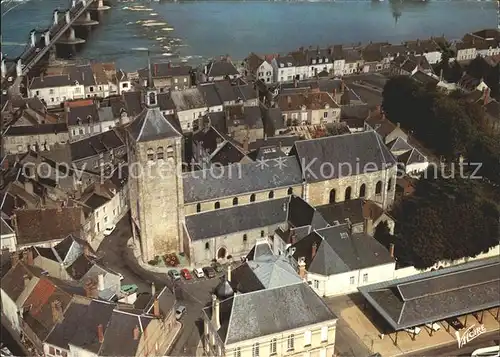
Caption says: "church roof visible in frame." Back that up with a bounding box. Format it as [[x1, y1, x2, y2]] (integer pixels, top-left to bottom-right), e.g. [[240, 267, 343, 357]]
[[126, 105, 182, 143]]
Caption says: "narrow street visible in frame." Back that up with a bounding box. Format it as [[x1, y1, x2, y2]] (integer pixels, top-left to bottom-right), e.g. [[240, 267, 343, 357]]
[[95, 213, 222, 356]]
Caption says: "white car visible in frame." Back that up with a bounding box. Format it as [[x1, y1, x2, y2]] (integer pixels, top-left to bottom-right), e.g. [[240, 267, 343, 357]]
[[425, 322, 441, 332], [193, 268, 204, 278], [175, 305, 186, 320], [103, 225, 116, 236], [404, 326, 421, 335], [471, 346, 500, 357]]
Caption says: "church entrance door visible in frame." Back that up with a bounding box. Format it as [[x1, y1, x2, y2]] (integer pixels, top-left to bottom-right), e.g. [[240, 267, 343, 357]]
[[217, 247, 227, 259]]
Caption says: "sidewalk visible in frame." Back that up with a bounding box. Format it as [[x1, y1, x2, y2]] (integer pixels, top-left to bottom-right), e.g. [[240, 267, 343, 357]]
[[161, 320, 182, 355]]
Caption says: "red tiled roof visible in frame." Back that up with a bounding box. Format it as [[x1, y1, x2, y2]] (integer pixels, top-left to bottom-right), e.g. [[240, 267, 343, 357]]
[[24, 278, 56, 316]]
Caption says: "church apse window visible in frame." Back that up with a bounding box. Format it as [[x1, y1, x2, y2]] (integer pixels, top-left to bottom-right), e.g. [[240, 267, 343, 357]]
[[250, 194, 256, 202], [157, 147, 164, 160], [287, 187, 293, 195], [268, 191, 274, 199], [147, 148, 155, 161], [205, 242, 210, 250], [196, 203, 201, 213], [329, 189, 336, 203], [345, 186, 352, 200], [214, 202, 220, 209], [375, 181, 382, 195], [233, 197, 238, 206]]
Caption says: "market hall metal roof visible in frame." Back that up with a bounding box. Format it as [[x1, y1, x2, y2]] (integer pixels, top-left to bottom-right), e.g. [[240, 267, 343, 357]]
[[358, 257, 500, 331]]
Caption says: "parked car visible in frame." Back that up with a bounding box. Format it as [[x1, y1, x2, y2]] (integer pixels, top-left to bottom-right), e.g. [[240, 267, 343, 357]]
[[168, 269, 181, 281], [425, 322, 441, 332], [404, 326, 421, 335], [211, 262, 223, 273], [202, 266, 216, 278], [180, 268, 192, 280], [446, 317, 464, 331], [175, 305, 186, 320], [471, 345, 499, 357], [121, 284, 138, 294], [103, 225, 116, 236], [193, 268, 204, 278]]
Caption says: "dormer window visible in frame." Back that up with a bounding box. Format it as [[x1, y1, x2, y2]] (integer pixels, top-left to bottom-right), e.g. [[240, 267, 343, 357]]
[[280, 63, 284, 68], [157, 147, 164, 160], [87, 115, 92, 123], [312, 59, 316, 64], [148, 91, 157, 106], [76, 117, 82, 125]]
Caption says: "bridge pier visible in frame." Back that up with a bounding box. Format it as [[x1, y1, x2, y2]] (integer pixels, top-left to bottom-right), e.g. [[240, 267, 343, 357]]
[[16, 59, 22, 77], [73, 11, 99, 26], [1, 59, 6, 79], [57, 27, 85, 45], [94, 0, 111, 11], [30, 30, 36, 47]]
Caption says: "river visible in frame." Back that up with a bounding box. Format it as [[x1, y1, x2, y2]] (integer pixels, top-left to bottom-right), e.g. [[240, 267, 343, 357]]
[[1, 0, 497, 71]]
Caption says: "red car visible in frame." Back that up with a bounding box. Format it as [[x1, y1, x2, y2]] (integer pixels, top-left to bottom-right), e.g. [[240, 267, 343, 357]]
[[180, 268, 192, 280]]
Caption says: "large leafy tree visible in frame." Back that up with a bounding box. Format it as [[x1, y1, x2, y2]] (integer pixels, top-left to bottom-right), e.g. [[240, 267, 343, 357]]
[[390, 175, 499, 269], [382, 76, 500, 185]]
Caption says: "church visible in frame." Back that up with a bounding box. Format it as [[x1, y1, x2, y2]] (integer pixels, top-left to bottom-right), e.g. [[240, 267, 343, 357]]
[[125, 78, 398, 266]]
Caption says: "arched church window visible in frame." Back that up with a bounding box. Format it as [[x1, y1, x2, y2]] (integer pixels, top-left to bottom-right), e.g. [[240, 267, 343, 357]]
[[376, 181, 383, 195], [157, 147, 164, 160], [196, 203, 201, 213], [268, 191, 274, 199], [205, 242, 210, 250], [147, 148, 155, 161], [166, 145, 174, 159], [287, 187, 293, 195], [148, 91, 157, 106], [214, 202, 220, 209]]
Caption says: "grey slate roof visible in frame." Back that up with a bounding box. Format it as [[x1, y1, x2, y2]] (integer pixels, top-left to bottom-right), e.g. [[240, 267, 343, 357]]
[[387, 137, 413, 153], [206, 60, 239, 77], [126, 105, 182, 142], [292, 223, 394, 276], [246, 255, 302, 289], [182, 159, 302, 203], [398, 148, 427, 166], [171, 87, 207, 111], [199, 83, 223, 107], [30, 75, 73, 90], [67, 103, 99, 126], [359, 257, 500, 331], [185, 197, 289, 241], [293, 131, 396, 183], [70, 130, 124, 161], [316, 199, 365, 226], [206, 282, 336, 345]]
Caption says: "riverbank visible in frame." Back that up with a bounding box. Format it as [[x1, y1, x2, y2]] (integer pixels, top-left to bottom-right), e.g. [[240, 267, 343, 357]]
[[1, 0, 496, 70]]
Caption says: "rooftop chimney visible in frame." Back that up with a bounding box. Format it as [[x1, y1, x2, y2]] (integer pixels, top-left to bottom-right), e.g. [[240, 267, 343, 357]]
[[23, 274, 31, 288], [483, 87, 490, 106], [151, 282, 156, 296], [311, 242, 317, 260], [84, 278, 99, 299], [211, 294, 221, 331], [97, 324, 104, 343], [243, 138, 249, 153], [26, 249, 34, 266], [298, 257, 307, 280], [362, 201, 374, 236], [227, 265, 232, 283], [11, 251, 19, 266], [97, 274, 105, 291], [51, 300, 63, 323], [389, 243, 395, 258], [153, 298, 160, 317], [133, 325, 140, 340]]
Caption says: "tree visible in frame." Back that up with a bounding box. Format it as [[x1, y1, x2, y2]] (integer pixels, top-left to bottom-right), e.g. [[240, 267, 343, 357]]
[[374, 221, 393, 249], [391, 175, 499, 269]]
